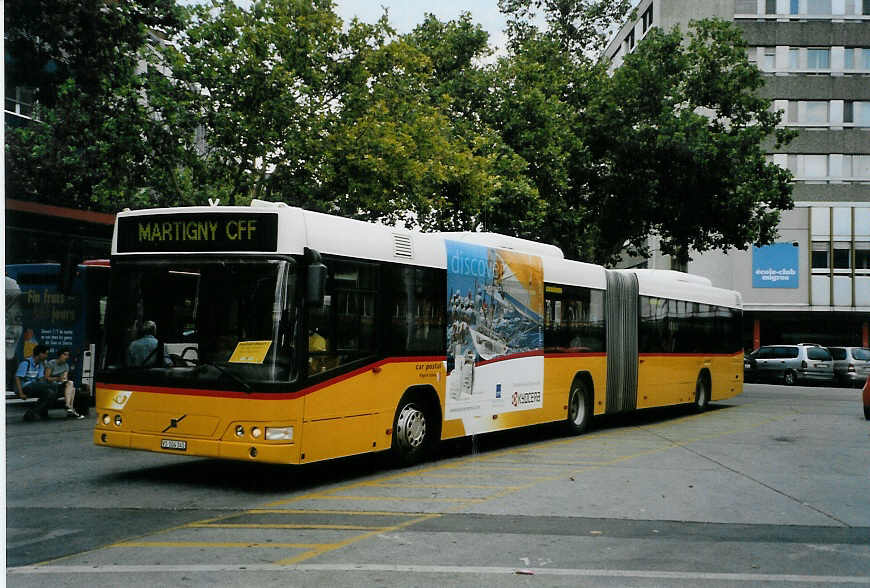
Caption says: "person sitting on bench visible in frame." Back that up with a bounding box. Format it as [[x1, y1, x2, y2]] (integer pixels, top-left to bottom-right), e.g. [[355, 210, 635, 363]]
[[45, 348, 84, 419], [15, 345, 54, 422]]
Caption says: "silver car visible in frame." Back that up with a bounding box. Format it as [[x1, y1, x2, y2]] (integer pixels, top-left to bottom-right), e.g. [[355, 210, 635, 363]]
[[827, 347, 870, 387], [745, 344, 834, 386]]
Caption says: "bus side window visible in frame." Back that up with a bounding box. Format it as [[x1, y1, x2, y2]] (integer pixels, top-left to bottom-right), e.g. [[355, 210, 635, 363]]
[[307, 259, 379, 375], [388, 266, 445, 354]]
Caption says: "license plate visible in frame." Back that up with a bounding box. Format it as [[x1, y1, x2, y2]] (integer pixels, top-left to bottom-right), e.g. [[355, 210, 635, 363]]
[[160, 439, 187, 451], [814, 363, 828, 368]]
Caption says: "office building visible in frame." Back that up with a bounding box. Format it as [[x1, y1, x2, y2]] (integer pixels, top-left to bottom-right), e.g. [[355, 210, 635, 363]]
[[603, 0, 870, 348]]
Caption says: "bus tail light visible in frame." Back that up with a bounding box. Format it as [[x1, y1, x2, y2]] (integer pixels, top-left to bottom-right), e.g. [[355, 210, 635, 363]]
[[265, 426, 293, 441], [848, 364, 856, 372]]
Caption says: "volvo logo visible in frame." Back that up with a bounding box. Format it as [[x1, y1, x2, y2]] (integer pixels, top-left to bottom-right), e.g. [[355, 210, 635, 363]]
[[162, 414, 187, 433]]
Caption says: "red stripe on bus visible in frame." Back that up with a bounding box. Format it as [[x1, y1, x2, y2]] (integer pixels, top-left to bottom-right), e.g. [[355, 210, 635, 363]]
[[638, 352, 743, 358]]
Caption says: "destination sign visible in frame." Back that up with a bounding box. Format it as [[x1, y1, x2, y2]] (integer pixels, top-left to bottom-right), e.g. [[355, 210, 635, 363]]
[[117, 213, 279, 253]]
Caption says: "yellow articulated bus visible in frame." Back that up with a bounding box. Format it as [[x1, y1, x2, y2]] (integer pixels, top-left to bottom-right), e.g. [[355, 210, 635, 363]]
[[94, 201, 743, 465]]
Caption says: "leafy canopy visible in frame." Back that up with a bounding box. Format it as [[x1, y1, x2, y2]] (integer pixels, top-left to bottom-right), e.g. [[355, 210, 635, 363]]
[[6, 0, 794, 265]]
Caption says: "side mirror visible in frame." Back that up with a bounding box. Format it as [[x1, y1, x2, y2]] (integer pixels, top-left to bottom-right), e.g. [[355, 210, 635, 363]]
[[307, 263, 327, 306], [304, 248, 327, 306]]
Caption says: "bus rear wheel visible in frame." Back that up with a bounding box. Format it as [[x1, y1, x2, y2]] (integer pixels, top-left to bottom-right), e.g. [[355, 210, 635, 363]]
[[392, 400, 430, 466], [566, 381, 590, 435]]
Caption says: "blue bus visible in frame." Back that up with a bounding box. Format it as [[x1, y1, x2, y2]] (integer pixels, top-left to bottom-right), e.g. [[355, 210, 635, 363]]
[[5, 260, 110, 400]]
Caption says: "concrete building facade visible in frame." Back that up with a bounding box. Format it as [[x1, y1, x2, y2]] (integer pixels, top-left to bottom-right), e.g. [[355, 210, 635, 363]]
[[603, 0, 870, 349]]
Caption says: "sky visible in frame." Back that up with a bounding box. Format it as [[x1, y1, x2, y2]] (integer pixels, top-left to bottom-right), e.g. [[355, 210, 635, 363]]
[[332, 1, 511, 49], [180, 1, 643, 54]]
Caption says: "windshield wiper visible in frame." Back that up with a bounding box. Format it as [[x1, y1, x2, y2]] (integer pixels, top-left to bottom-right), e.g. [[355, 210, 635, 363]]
[[194, 362, 253, 393]]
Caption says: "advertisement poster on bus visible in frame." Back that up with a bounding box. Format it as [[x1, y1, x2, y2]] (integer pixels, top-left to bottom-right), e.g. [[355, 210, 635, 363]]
[[445, 240, 544, 431]]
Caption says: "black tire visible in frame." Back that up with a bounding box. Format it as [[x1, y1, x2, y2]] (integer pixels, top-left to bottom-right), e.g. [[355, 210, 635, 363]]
[[694, 373, 710, 413], [864, 406, 870, 420], [566, 380, 590, 435], [392, 398, 432, 466], [783, 370, 797, 386]]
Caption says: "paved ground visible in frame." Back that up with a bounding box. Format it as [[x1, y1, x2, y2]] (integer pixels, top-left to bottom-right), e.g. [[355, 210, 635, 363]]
[[6, 383, 870, 586]]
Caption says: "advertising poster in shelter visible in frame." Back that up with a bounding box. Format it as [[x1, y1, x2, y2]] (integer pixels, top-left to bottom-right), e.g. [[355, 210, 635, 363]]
[[444, 240, 544, 428]]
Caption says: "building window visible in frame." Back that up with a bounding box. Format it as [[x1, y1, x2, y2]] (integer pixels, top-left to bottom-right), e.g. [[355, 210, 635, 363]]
[[851, 102, 870, 125], [863, 49, 870, 69], [4, 86, 36, 118], [864, 0, 870, 15], [845, 101, 854, 123], [842, 155, 853, 178], [807, 48, 830, 69], [791, 0, 800, 13], [789, 48, 801, 70], [627, 29, 635, 51], [853, 155, 870, 179], [804, 154, 828, 178], [763, 47, 776, 70], [805, 101, 829, 123], [812, 242, 830, 270], [766, 0, 777, 13], [845, 48, 855, 70], [787, 101, 799, 122], [856, 242, 870, 272], [833, 243, 851, 270], [807, 0, 831, 13], [642, 6, 654, 32]]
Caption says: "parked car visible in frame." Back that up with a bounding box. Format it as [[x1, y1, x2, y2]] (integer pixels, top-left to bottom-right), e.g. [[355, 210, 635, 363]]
[[827, 347, 870, 387], [744, 345, 835, 386], [863, 377, 870, 420]]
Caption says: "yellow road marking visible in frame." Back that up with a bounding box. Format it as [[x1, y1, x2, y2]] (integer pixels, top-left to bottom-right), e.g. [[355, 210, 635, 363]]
[[362, 482, 523, 490], [472, 459, 615, 465], [296, 495, 486, 503], [409, 472, 552, 480], [244, 509, 428, 517], [112, 541, 327, 549], [274, 514, 441, 566], [188, 523, 385, 531]]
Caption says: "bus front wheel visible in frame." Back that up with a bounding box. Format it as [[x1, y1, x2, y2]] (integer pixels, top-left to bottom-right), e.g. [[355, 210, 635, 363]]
[[392, 400, 430, 466], [566, 381, 590, 435]]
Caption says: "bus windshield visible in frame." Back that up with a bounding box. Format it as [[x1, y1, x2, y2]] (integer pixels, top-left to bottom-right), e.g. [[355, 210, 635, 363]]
[[102, 258, 296, 390]]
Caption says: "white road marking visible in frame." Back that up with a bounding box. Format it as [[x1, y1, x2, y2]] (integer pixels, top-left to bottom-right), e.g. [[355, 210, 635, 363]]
[[6, 528, 81, 549], [8, 563, 870, 583]]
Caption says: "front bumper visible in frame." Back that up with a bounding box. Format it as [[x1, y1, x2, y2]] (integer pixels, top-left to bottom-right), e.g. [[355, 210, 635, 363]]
[[93, 429, 299, 464]]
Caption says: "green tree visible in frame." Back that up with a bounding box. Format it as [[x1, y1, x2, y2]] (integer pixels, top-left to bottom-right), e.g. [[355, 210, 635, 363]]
[[5, 0, 189, 210], [583, 20, 796, 264], [486, 1, 793, 264], [169, 2, 532, 231]]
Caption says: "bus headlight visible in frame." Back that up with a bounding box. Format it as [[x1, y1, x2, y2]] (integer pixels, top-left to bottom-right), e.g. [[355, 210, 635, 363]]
[[102, 414, 111, 425], [265, 426, 293, 441], [114, 414, 123, 426], [235, 425, 245, 437], [251, 427, 261, 439]]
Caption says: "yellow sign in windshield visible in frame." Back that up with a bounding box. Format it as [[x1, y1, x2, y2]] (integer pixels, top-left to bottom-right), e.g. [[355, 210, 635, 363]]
[[228, 340, 272, 364]]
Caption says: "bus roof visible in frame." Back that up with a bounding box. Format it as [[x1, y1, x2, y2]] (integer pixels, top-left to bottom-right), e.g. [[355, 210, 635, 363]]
[[626, 269, 742, 309], [112, 203, 738, 304]]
